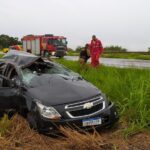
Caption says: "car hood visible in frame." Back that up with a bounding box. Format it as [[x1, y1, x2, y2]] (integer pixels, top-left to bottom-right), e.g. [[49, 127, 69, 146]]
[[27, 74, 101, 106]]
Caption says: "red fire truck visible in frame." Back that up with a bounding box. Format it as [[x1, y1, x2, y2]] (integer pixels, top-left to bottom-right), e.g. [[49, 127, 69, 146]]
[[22, 34, 67, 57]]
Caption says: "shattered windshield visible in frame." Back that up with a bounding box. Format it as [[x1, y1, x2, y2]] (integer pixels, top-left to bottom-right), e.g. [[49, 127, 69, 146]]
[[45, 62, 81, 79], [21, 61, 81, 86]]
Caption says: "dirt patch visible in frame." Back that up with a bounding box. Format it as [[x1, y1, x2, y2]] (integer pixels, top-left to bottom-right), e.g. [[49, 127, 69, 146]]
[[0, 115, 149, 150]]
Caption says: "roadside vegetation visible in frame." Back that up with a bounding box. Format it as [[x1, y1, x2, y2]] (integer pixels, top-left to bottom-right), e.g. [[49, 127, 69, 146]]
[[0, 54, 4, 58], [0, 114, 149, 149], [55, 59, 150, 137], [102, 52, 150, 60], [0, 34, 21, 50], [0, 115, 11, 136]]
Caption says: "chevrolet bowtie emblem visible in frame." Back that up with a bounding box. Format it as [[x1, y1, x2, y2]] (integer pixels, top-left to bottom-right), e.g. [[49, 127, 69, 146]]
[[83, 102, 93, 109]]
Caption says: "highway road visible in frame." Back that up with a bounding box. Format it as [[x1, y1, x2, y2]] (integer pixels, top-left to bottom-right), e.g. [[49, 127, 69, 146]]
[[64, 56, 150, 68]]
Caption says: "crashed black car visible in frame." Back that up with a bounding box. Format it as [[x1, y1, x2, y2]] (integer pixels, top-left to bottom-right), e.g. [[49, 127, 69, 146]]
[[0, 51, 118, 133]]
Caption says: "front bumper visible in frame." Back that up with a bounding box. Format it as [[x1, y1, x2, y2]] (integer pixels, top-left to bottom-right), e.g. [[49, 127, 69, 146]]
[[55, 50, 65, 57], [36, 102, 119, 133]]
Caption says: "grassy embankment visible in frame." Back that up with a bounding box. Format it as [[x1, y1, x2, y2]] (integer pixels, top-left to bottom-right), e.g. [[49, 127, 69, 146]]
[[0, 54, 4, 58], [0, 48, 4, 57], [68, 51, 150, 60], [55, 59, 150, 137]]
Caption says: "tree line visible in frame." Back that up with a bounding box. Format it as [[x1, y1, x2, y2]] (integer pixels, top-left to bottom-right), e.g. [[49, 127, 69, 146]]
[[0, 34, 22, 49], [74, 45, 127, 53]]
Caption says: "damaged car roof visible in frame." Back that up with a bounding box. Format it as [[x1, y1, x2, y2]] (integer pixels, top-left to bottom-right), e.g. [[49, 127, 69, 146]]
[[2, 50, 43, 67]]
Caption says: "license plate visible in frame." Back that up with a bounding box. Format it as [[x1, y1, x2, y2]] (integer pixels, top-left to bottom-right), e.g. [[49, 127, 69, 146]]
[[82, 117, 102, 127]]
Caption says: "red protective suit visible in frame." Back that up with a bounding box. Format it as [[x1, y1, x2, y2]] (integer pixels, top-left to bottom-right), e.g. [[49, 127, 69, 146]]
[[90, 38, 103, 67]]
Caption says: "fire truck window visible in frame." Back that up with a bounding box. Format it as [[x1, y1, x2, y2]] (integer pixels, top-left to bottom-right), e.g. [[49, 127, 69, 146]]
[[54, 39, 61, 46], [52, 40, 56, 45], [48, 39, 53, 45], [61, 39, 67, 45]]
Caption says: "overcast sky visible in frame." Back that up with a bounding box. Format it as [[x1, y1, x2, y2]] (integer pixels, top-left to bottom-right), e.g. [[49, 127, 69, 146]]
[[0, 0, 150, 51]]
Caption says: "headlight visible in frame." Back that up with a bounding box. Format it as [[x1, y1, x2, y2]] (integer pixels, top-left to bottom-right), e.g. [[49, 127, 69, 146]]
[[52, 52, 55, 56], [36, 102, 61, 120]]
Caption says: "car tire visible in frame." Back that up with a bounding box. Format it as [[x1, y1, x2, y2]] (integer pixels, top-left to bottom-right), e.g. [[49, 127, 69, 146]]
[[27, 112, 38, 130]]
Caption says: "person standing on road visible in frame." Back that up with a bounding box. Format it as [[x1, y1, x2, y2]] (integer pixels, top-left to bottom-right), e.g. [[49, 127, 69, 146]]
[[90, 35, 103, 67]]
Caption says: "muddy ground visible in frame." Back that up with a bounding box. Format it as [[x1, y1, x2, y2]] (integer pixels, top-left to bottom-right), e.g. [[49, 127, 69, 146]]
[[0, 115, 149, 150]]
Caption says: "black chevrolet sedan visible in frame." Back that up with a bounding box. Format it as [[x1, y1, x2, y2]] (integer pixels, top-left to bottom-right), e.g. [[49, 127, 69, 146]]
[[0, 51, 118, 133]]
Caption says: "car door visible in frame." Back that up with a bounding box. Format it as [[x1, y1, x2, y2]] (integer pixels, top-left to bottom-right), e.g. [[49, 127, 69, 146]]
[[0, 87, 17, 111], [0, 76, 19, 112]]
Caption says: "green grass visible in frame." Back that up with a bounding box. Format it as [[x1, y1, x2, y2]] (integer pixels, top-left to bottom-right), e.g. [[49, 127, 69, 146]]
[[102, 53, 150, 60], [0, 54, 4, 58], [55, 59, 150, 136], [0, 115, 11, 136], [67, 51, 79, 56]]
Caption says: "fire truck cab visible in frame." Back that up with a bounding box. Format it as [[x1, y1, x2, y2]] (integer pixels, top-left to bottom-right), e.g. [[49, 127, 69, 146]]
[[22, 34, 67, 58]]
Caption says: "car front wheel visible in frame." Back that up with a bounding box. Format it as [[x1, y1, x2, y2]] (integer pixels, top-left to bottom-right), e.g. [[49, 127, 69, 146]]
[[27, 112, 38, 130]]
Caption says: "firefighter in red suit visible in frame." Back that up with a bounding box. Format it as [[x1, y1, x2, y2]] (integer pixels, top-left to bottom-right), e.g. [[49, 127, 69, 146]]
[[90, 35, 103, 67]]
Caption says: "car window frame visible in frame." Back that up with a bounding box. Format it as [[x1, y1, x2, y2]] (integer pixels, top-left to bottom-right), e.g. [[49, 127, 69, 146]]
[[1, 64, 20, 88]]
